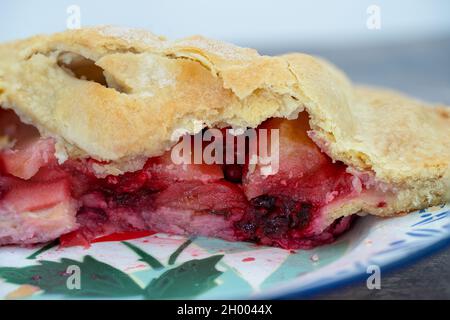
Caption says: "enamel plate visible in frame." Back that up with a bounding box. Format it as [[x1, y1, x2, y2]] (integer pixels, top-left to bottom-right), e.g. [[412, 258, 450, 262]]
[[0, 204, 449, 299]]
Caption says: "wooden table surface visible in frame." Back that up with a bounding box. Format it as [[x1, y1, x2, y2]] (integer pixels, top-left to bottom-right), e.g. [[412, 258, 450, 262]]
[[262, 36, 450, 299]]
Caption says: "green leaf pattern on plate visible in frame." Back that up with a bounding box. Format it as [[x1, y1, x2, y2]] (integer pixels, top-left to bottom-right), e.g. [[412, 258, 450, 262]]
[[0, 238, 224, 299], [1, 204, 449, 300]]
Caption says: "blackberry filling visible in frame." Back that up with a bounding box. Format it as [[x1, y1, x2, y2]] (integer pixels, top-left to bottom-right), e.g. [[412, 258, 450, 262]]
[[0, 108, 359, 249]]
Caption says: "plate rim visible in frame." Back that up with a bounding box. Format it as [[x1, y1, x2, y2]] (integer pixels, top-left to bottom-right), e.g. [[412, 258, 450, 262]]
[[255, 231, 450, 299], [1, 209, 450, 300]]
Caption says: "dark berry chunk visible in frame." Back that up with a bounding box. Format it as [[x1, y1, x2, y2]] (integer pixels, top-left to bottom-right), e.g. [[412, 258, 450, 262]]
[[250, 195, 276, 210], [241, 221, 257, 233], [263, 215, 289, 237], [291, 202, 312, 228]]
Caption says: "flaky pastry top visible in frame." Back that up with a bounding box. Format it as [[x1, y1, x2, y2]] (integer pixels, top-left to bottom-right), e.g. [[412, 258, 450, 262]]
[[1, 26, 449, 189]]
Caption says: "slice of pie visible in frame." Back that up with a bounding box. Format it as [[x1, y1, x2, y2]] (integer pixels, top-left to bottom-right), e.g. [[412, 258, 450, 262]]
[[1, 26, 449, 249]]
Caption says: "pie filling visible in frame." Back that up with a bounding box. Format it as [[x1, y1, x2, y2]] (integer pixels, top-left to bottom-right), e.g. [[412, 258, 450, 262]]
[[0, 109, 381, 249]]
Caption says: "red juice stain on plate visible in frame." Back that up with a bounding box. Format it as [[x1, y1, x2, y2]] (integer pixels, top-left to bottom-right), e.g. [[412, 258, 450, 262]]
[[242, 257, 255, 262], [91, 230, 157, 243], [59, 230, 157, 248], [59, 230, 91, 248]]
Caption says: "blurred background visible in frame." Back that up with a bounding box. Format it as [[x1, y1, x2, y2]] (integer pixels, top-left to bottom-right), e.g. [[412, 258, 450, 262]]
[[1, 0, 450, 299]]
